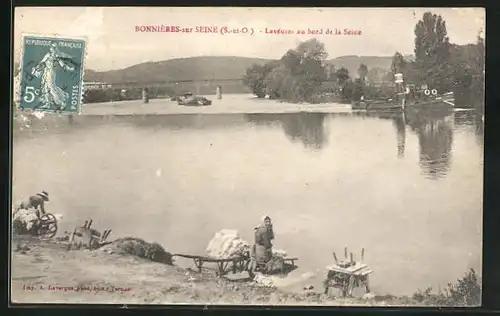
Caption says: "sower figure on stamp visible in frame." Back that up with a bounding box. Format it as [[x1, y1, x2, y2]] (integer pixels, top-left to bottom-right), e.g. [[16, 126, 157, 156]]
[[252, 216, 275, 271], [15, 191, 50, 220], [32, 43, 75, 111]]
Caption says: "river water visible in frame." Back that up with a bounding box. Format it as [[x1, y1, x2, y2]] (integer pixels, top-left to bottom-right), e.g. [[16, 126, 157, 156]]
[[12, 103, 483, 297]]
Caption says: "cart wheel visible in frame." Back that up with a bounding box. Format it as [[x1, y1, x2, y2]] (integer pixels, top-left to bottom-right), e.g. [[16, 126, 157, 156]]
[[38, 213, 58, 239]]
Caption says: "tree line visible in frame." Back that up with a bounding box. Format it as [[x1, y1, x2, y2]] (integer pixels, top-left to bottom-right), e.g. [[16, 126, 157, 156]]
[[243, 11, 484, 111], [390, 12, 484, 111]]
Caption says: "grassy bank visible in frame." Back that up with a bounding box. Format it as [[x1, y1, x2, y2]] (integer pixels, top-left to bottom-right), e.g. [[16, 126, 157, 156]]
[[11, 235, 480, 306]]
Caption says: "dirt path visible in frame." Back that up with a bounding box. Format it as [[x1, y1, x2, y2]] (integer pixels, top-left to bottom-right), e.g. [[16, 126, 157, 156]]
[[10, 236, 414, 306]]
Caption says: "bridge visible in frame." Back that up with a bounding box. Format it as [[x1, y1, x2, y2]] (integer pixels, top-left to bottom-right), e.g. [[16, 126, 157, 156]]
[[83, 78, 391, 96], [84, 78, 247, 95]]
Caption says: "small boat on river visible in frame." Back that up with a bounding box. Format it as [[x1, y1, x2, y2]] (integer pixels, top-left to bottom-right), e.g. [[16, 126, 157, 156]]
[[351, 90, 455, 112], [404, 91, 455, 110], [352, 99, 403, 111]]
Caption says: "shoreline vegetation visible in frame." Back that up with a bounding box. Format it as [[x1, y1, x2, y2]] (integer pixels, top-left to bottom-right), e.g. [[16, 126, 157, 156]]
[[12, 235, 480, 306], [241, 11, 484, 112]]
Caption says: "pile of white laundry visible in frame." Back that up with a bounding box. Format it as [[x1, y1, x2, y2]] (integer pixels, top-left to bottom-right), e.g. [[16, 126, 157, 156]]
[[12, 207, 63, 235], [206, 229, 251, 259], [12, 208, 39, 233]]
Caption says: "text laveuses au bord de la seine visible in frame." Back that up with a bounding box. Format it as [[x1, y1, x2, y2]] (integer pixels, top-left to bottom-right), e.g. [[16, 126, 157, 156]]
[[134, 25, 362, 36]]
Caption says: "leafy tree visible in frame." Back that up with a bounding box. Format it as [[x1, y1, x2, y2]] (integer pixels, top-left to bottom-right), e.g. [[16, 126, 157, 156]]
[[264, 65, 290, 99], [351, 78, 364, 101], [413, 12, 452, 91], [243, 38, 329, 102], [243, 63, 277, 98], [295, 38, 329, 62], [448, 32, 485, 110], [281, 50, 301, 75], [390, 52, 406, 76], [414, 12, 450, 66], [325, 64, 336, 82], [334, 67, 350, 86], [340, 79, 354, 101], [357, 64, 368, 83], [366, 67, 389, 85]]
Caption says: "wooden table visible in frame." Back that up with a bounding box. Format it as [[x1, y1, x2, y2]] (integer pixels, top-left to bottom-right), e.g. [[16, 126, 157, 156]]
[[324, 262, 372, 297]]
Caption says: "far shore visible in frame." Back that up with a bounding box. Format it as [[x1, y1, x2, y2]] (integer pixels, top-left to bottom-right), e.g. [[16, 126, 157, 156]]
[[12, 93, 480, 120], [78, 94, 352, 115]]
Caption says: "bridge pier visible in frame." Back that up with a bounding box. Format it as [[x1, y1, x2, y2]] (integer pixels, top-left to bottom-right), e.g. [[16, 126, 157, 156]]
[[216, 86, 222, 99], [142, 88, 149, 104]]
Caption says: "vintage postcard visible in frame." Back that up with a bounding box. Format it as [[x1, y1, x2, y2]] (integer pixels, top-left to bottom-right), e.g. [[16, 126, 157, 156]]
[[11, 7, 484, 306]]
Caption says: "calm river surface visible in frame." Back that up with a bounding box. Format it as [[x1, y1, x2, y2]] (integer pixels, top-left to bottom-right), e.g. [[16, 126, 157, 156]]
[[12, 103, 483, 296]]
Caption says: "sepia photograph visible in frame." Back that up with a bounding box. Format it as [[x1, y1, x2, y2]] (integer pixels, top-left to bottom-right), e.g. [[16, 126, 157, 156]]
[[11, 7, 484, 306]]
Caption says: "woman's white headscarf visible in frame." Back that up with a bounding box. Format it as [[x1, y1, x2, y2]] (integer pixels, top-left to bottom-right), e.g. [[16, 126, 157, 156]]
[[255, 215, 271, 229]]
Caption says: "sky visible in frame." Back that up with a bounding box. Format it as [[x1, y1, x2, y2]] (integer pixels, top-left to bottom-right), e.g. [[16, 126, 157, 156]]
[[13, 7, 485, 71]]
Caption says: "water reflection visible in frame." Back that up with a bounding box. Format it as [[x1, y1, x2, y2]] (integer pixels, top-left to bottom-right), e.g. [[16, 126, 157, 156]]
[[454, 110, 484, 147], [246, 113, 328, 150], [403, 111, 454, 180], [352, 110, 458, 180], [15, 109, 483, 181], [392, 114, 406, 159]]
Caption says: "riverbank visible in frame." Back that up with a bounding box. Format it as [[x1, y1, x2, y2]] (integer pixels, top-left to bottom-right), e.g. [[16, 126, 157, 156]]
[[10, 235, 407, 305], [11, 235, 478, 306]]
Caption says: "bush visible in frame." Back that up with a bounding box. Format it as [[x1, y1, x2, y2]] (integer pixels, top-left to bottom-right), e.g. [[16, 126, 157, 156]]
[[412, 269, 481, 306], [99, 237, 173, 265]]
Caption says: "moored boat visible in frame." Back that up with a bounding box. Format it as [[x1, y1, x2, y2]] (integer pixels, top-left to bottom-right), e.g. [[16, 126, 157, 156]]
[[366, 99, 403, 111], [351, 99, 402, 111], [405, 91, 455, 110], [352, 91, 455, 112], [351, 101, 368, 110]]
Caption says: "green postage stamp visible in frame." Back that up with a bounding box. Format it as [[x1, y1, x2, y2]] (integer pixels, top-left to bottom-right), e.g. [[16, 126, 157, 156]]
[[17, 34, 87, 114]]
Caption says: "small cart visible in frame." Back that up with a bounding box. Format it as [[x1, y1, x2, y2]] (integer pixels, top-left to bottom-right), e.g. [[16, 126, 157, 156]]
[[36, 213, 58, 239], [67, 219, 112, 250], [172, 253, 252, 277], [13, 212, 58, 239], [324, 247, 373, 297], [173, 252, 298, 278]]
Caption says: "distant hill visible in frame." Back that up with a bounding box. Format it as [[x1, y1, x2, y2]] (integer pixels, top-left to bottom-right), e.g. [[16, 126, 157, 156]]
[[84, 56, 272, 83], [83, 55, 405, 84]]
